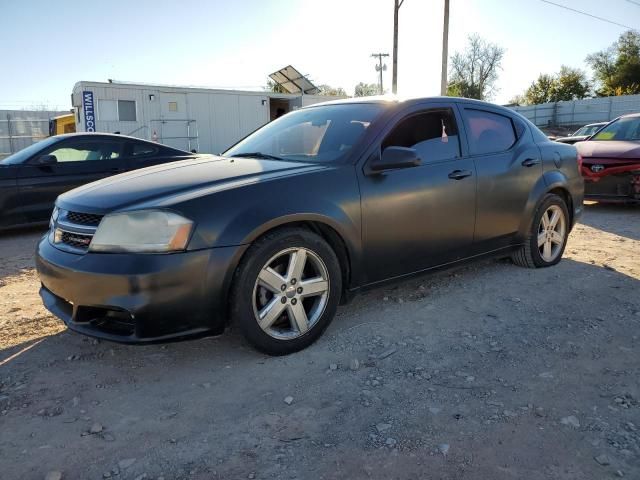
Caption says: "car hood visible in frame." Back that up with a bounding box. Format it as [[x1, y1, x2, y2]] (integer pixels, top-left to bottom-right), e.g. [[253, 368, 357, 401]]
[[576, 140, 640, 159], [57, 156, 326, 213]]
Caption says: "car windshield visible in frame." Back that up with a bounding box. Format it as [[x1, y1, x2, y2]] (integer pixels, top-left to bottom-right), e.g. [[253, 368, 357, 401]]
[[224, 103, 384, 163], [573, 124, 604, 136], [592, 117, 640, 142], [0, 136, 59, 165]]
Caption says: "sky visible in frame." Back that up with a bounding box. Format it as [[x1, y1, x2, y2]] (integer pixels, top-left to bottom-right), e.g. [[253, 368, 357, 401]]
[[0, 0, 638, 110]]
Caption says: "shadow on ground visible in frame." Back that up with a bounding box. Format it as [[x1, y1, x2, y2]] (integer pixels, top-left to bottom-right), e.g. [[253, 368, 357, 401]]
[[1, 255, 639, 480]]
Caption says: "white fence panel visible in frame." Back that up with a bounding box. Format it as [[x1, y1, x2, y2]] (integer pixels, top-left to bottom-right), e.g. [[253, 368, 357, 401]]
[[511, 94, 640, 127]]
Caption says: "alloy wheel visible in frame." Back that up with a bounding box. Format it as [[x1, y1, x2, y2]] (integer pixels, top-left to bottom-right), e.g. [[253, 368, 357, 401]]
[[537, 205, 566, 262], [252, 247, 330, 340]]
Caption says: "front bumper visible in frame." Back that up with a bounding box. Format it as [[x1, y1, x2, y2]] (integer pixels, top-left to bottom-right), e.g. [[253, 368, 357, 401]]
[[36, 235, 245, 343], [582, 162, 640, 203]]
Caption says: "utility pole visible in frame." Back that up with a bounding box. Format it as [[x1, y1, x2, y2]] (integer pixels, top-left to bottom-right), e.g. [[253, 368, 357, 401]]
[[392, 0, 404, 94], [371, 53, 389, 94], [440, 0, 450, 96]]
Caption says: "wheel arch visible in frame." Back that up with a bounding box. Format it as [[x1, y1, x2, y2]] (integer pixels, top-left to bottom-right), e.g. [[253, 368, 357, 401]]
[[542, 170, 575, 226], [219, 216, 356, 327], [517, 172, 575, 240]]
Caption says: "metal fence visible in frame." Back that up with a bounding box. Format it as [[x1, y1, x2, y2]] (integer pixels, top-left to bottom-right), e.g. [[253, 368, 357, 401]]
[[510, 94, 640, 129], [0, 110, 67, 159]]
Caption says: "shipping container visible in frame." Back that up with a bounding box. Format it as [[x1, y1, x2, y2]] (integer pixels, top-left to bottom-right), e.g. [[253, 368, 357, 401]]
[[72, 81, 340, 154]]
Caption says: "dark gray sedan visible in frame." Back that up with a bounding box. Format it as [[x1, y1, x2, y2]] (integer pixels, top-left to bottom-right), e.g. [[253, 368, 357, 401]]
[[0, 133, 197, 229], [36, 97, 584, 355]]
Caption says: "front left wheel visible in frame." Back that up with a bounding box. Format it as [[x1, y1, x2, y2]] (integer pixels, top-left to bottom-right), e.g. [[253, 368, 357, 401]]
[[230, 228, 342, 355]]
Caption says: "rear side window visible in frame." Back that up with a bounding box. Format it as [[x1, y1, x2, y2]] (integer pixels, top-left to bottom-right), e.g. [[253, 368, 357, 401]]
[[463, 109, 517, 155], [131, 142, 159, 157], [382, 109, 460, 163]]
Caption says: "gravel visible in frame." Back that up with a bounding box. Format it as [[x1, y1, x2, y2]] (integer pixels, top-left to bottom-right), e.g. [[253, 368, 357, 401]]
[[1, 204, 639, 479]]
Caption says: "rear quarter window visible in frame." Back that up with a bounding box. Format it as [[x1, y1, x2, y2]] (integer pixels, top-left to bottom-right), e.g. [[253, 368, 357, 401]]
[[463, 109, 517, 155], [131, 142, 159, 157]]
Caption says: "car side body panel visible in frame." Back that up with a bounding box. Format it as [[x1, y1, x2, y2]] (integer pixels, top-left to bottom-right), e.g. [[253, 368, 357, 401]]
[[171, 165, 365, 286]]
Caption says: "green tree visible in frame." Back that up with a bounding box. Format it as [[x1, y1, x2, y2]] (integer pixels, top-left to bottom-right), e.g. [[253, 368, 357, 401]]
[[553, 66, 590, 101], [522, 67, 590, 105], [586, 30, 640, 96], [446, 34, 505, 100], [507, 94, 526, 106], [317, 84, 347, 97], [354, 82, 380, 97], [264, 79, 287, 94], [524, 73, 556, 105]]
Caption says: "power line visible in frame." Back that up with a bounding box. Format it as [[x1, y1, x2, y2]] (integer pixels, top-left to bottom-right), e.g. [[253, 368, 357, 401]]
[[625, 0, 640, 6], [539, 0, 636, 30]]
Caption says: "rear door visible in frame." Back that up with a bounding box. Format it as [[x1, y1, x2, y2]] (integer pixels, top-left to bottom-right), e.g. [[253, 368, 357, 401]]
[[458, 106, 543, 252], [16, 137, 127, 223], [358, 103, 477, 283]]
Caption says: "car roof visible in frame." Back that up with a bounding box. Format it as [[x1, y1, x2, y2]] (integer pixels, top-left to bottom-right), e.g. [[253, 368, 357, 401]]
[[303, 95, 537, 132], [619, 113, 640, 119], [51, 133, 191, 153], [303, 95, 515, 112]]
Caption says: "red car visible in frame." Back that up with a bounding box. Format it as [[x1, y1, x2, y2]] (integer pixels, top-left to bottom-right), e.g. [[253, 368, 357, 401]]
[[575, 113, 640, 203]]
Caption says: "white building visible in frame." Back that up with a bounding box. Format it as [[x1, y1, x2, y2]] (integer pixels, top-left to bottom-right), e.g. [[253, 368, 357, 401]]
[[71, 81, 337, 154]]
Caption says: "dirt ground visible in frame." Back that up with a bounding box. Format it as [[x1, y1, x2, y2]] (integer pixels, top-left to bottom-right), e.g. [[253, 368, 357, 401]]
[[1, 203, 639, 480]]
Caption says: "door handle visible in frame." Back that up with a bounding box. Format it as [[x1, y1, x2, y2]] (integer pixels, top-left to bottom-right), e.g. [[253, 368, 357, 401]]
[[521, 158, 541, 167], [109, 168, 124, 173], [448, 169, 472, 180]]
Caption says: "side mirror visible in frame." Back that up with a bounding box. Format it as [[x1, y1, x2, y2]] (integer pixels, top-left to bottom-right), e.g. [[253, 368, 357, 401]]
[[35, 154, 58, 165], [370, 146, 421, 172]]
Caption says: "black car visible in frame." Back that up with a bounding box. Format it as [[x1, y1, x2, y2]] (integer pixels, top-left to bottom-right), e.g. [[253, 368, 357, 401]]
[[554, 122, 607, 145], [0, 133, 198, 229], [36, 97, 584, 355]]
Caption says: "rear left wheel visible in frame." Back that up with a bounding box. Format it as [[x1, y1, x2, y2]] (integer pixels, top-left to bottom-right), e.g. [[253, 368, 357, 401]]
[[230, 228, 342, 355], [512, 193, 569, 268]]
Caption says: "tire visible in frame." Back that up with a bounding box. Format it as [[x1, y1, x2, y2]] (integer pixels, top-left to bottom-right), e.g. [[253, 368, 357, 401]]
[[230, 227, 342, 355], [511, 193, 570, 268]]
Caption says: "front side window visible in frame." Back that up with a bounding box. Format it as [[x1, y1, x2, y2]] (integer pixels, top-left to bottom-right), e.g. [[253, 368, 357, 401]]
[[42, 141, 121, 163], [382, 109, 460, 163], [463, 109, 517, 155], [224, 104, 384, 163], [592, 117, 640, 141]]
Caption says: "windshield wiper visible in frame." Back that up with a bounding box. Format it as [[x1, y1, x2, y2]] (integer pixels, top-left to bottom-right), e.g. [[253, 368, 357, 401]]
[[229, 152, 285, 161]]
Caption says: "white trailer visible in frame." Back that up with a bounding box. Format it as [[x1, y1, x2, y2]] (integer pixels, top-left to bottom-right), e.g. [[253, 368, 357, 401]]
[[71, 81, 338, 154]]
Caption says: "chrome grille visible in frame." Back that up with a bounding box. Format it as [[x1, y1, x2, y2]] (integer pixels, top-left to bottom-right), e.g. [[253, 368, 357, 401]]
[[51, 209, 102, 254], [60, 231, 93, 249], [66, 211, 103, 226]]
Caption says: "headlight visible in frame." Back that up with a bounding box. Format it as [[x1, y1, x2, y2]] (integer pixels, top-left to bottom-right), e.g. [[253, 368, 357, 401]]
[[49, 206, 59, 230], [89, 210, 194, 253]]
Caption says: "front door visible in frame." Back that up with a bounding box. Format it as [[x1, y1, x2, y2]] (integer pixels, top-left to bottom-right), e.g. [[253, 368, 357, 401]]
[[358, 105, 477, 284], [16, 137, 126, 222]]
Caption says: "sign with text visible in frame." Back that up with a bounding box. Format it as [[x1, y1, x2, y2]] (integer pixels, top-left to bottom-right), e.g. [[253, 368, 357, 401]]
[[82, 91, 96, 132]]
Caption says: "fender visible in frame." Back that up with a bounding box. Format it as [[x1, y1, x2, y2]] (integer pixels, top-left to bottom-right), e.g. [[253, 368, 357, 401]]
[[516, 170, 574, 240]]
